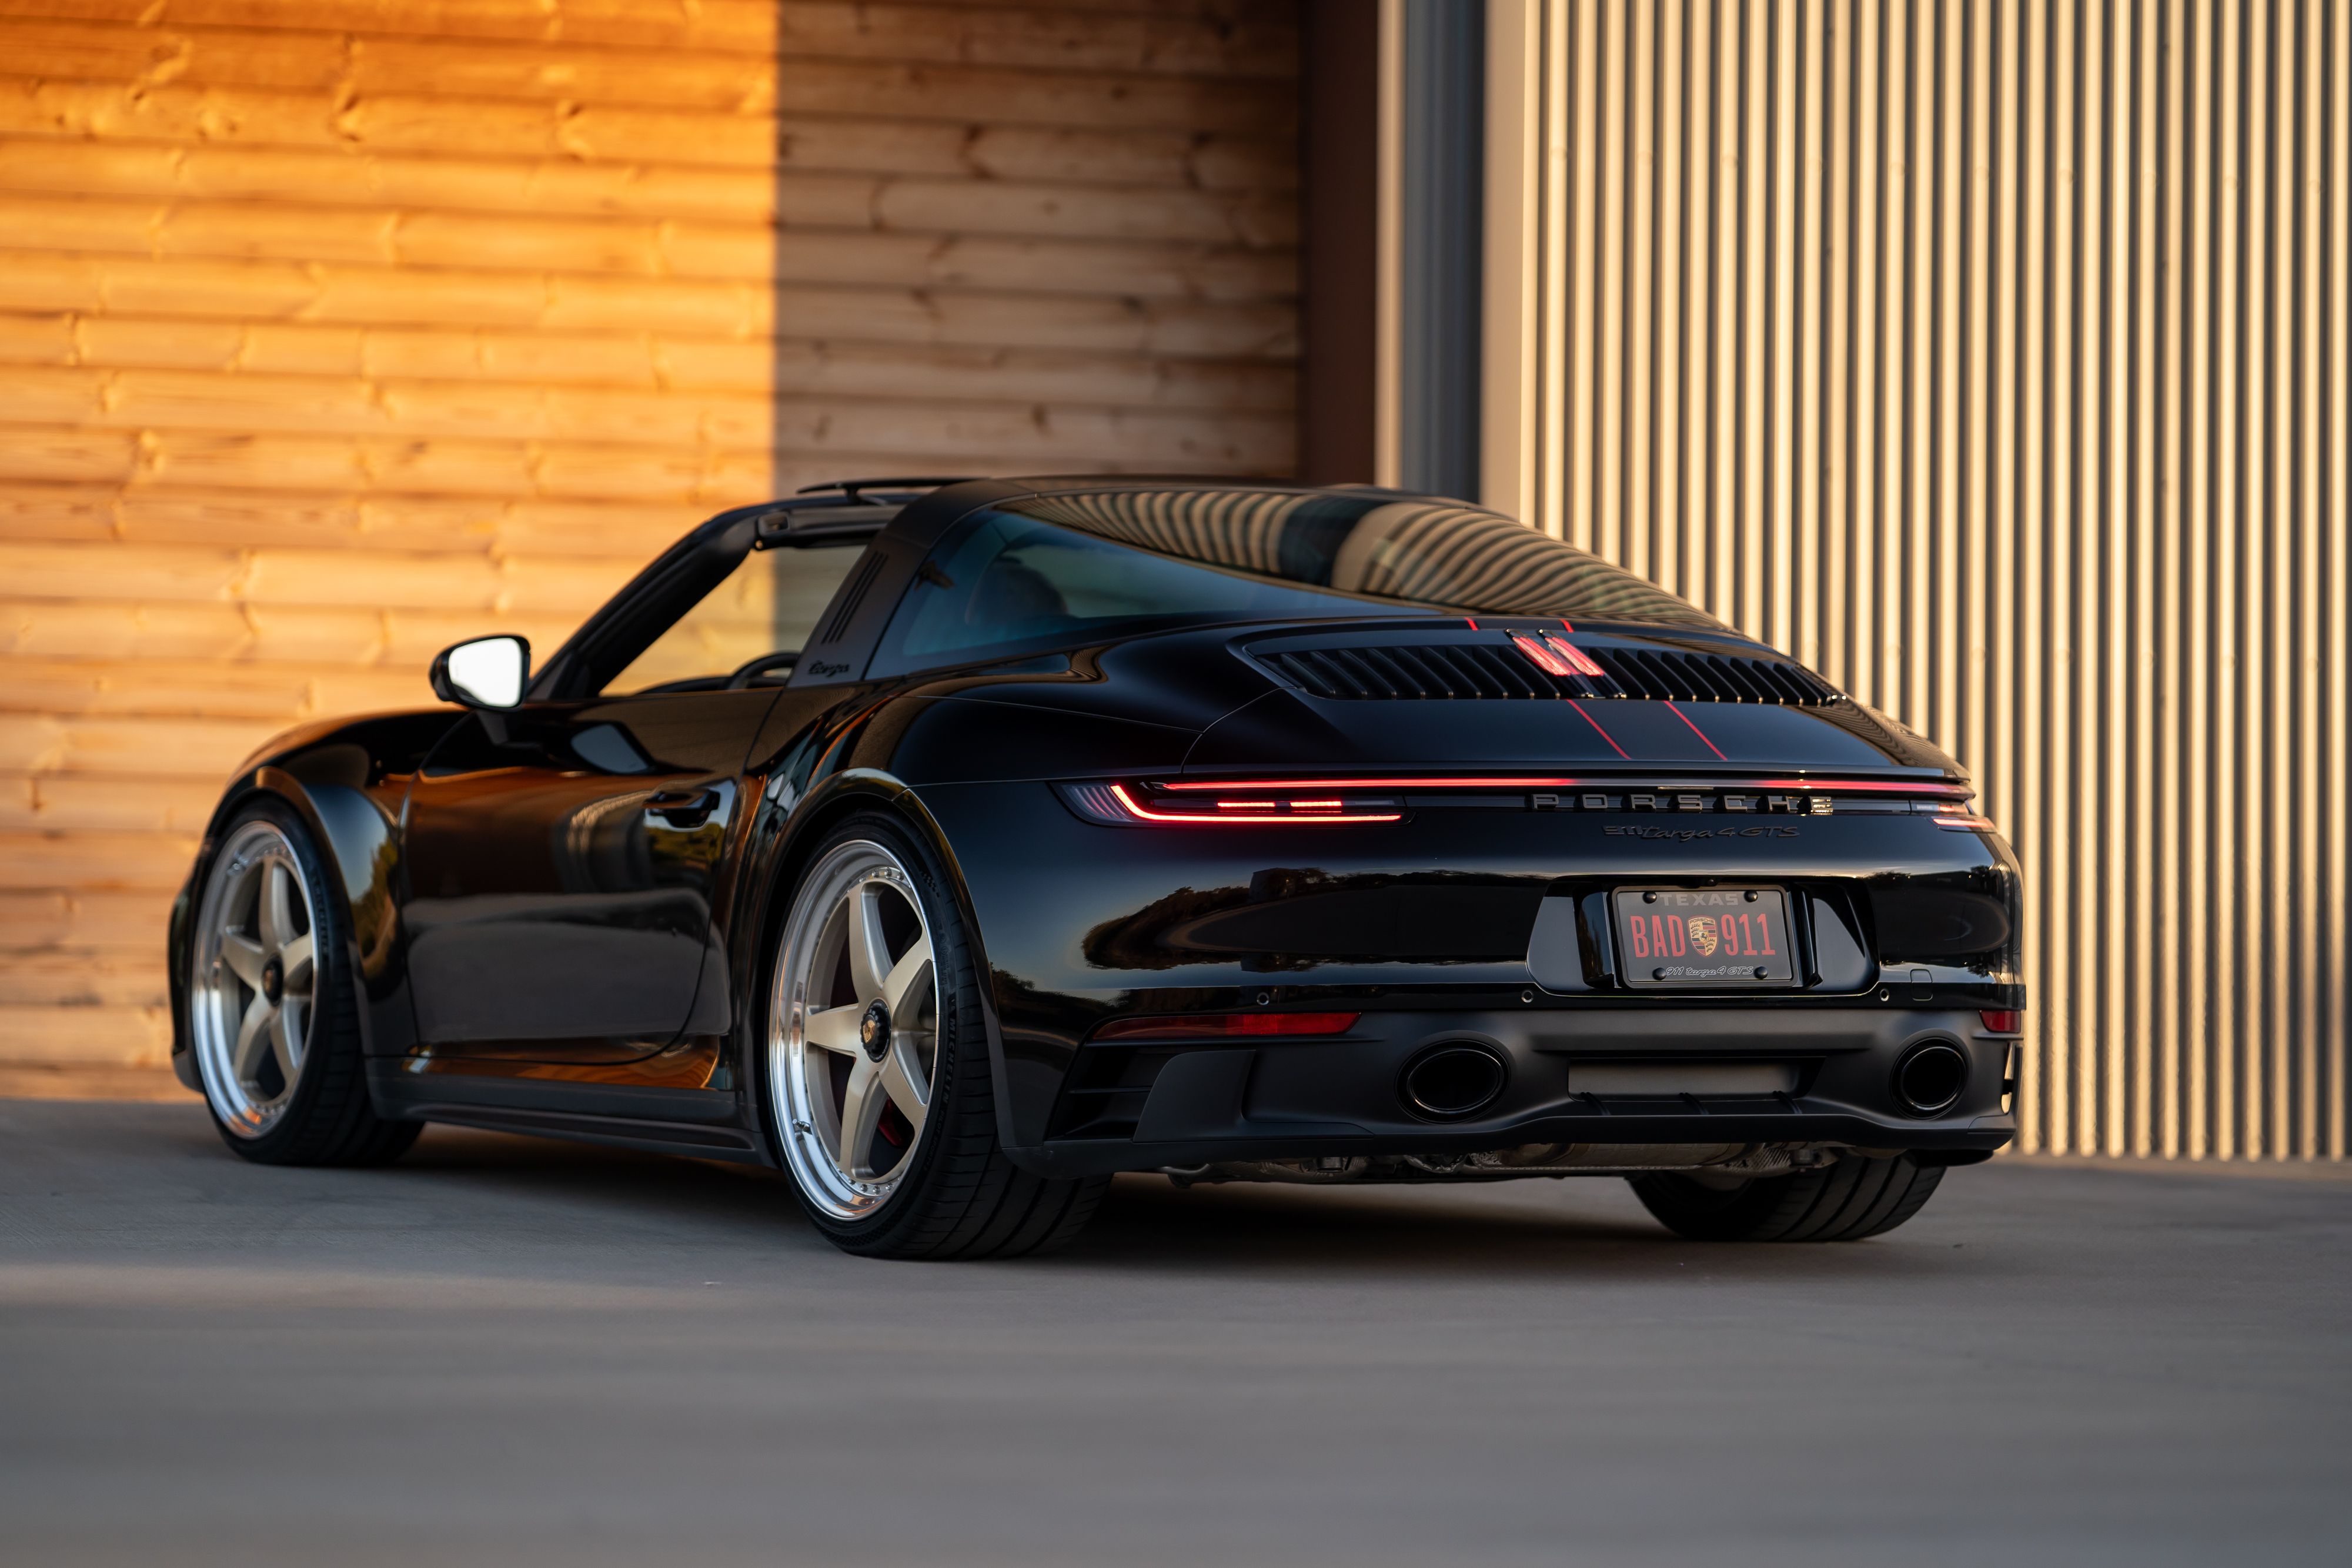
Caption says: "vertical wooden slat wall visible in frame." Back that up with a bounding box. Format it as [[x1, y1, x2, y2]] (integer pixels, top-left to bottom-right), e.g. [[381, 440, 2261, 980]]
[[1487, 0, 2347, 1159], [0, 0, 1299, 1089]]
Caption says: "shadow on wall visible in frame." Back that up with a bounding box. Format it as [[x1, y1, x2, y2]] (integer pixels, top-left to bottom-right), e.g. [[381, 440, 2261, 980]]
[[764, 2, 1308, 494]]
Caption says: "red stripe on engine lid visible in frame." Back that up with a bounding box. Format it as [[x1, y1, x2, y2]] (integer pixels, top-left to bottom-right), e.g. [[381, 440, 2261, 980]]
[[1659, 700, 1729, 760]]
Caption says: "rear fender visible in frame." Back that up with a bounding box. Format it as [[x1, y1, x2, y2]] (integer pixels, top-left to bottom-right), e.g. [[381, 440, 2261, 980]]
[[729, 763, 1027, 1169]]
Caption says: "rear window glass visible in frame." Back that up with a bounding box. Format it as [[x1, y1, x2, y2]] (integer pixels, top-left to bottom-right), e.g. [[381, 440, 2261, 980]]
[[1009, 490, 1720, 627], [874, 510, 1391, 673], [873, 490, 1719, 674]]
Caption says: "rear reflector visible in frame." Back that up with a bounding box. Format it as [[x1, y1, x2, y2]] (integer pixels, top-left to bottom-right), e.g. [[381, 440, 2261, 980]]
[[1979, 1010, 2024, 1034], [1094, 1012, 1361, 1042]]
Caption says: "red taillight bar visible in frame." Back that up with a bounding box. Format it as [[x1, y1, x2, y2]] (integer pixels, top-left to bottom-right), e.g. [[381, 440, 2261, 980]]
[[1752, 778, 1973, 798], [1105, 784, 1401, 825], [1094, 1012, 1361, 1042], [1161, 775, 1969, 796], [1161, 777, 1586, 791]]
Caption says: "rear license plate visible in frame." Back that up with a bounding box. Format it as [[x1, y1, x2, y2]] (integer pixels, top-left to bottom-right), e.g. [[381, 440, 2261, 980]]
[[1612, 888, 1799, 988]]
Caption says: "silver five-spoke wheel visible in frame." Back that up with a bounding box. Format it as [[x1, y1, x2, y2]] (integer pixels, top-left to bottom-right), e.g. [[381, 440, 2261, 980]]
[[770, 840, 940, 1220], [191, 818, 319, 1138]]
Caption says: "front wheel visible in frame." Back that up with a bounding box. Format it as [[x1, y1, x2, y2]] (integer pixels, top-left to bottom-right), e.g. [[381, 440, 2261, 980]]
[[1629, 1154, 1946, 1242], [760, 814, 1104, 1259], [186, 796, 420, 1166]]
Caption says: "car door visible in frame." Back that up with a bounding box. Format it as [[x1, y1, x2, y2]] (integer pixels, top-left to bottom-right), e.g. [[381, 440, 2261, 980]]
[[397, 524, 875, 1068], [398, 690, 775, 1062]]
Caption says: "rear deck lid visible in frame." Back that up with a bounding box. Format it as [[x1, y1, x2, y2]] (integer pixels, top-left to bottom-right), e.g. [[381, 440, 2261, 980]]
[[1188, 623, 1929, 770]]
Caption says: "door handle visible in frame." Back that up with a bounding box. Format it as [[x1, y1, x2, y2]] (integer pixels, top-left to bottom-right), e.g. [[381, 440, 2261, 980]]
[[645, 786, 721, 829]]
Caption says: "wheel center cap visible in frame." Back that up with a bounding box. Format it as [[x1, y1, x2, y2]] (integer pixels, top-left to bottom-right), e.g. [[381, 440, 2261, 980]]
[[858, 999, 891, 1061], [260, 954, 284, 1005]]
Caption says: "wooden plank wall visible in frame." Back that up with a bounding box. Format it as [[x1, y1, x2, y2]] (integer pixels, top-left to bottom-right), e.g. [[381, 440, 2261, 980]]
[[0, 0, 1301, 1091]]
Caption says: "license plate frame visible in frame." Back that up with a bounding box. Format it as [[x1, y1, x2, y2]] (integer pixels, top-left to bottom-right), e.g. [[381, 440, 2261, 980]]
[[1611, 887, 1801, 989]]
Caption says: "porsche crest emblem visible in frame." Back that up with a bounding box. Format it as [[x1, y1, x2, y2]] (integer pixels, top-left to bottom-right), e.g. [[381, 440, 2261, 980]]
[[1687, 916, 1719, 955]]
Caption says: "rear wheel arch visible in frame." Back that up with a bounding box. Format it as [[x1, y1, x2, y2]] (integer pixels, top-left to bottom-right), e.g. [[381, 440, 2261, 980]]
[[745, 774, 1017, 1162], [749, 803, 1102, 1258], [749, 776, 991, 1022]]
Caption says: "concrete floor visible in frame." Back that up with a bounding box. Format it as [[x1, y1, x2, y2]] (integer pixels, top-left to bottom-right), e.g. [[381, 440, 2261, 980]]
[[1, 1100, 2346, 1568]]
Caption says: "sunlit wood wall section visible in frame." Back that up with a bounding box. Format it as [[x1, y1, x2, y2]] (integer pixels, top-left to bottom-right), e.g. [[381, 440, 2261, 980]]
[[0, 0, 1301, 1088], [1484, 0, 2348, 1158]]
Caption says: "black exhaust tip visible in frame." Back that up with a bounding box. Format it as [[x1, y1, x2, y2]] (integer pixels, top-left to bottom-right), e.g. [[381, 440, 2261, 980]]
[[1400, 1042, 1508, 1121], [1893, 1039, 1970, 1116]]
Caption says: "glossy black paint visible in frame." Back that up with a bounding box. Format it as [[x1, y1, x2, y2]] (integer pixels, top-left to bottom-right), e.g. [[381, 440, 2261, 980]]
[[399, 690, 774, 1064], [167, 709, 455, 1078], [168, 479, 2022, 1172]]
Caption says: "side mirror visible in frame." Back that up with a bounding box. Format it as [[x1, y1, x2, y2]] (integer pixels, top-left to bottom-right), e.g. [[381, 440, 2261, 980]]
[[430, 636, 530, 710]]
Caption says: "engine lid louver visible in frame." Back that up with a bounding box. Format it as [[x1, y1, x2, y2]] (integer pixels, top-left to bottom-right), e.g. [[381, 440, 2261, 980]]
[[1258, 639, 1839, 706]]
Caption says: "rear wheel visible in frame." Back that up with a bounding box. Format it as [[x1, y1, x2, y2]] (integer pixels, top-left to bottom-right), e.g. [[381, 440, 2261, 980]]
[[761, 814, 1104, 1259], [188, 797, 420, 1166], [1629, 1153, 1945, 1242]]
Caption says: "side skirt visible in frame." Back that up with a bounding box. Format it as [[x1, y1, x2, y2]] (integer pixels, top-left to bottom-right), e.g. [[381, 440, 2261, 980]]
[[369, 1064, 773, 1165]]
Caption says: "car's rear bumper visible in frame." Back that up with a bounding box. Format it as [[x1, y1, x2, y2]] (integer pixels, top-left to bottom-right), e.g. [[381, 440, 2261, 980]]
[[915, 779, 2023, 1179], [1013, 1005, 2017, 1177]]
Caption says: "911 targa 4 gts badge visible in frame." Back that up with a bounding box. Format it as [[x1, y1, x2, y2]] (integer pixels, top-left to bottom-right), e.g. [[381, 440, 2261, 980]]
[[169, 477, 2022, 1259], [1604, 824, 1802, 840]]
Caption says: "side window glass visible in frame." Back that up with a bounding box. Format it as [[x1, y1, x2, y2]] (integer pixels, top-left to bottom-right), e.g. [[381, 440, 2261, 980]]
[[606, 541, 867, 694]]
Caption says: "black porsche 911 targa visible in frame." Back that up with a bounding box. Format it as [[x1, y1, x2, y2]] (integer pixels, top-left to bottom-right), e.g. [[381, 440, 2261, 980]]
[[171, 477, 2022, 1258]]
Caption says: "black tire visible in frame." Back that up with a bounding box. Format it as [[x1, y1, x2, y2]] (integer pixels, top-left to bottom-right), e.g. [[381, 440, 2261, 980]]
[[1629, 1153, 1945, 1242], [189, 795, 422, 1168], [759, 811, 1105, 1260]]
